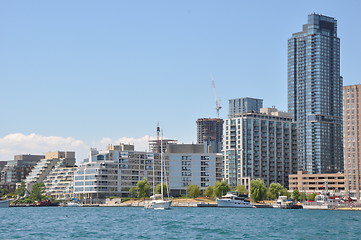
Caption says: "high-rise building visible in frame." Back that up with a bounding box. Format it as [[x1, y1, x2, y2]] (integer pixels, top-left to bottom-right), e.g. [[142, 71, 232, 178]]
[[288, 13, 343, 174], [223, 107, 298, 189], [196, 118, 223, 153], [343, 85, 361, 200], [228, 97, 263, 118]]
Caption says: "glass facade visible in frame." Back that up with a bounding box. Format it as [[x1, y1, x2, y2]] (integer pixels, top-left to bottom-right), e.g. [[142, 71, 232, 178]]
[[288, 14, 343, 174], [228, 97, 263, 118]]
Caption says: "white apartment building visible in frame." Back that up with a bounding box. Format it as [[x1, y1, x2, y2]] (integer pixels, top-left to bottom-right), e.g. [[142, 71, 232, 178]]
[[166, 143, 223, 196], [223, 107, 298, 190], [73, 144, 163, 203], [25, 151, 76, 193]]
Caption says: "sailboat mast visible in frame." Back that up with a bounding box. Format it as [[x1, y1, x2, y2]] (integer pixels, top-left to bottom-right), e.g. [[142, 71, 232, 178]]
[[160, 129, 164, 199]]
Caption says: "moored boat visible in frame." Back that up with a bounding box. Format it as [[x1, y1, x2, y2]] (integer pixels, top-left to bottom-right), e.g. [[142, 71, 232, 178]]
[[144, 125, 172, 210], [144, 194, 172, 210], [0, 199, 10, 208], [273, 196, 303, 209], [217, 192, 253, 208]]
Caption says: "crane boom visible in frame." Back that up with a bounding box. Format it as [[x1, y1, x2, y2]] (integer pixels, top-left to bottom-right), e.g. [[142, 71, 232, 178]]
[[211, 73, 222, 118]]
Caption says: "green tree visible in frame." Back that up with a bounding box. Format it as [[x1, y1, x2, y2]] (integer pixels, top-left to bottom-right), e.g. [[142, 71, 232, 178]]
[[292, 190, 301, 201], [268, 183, 285, 199], [187, 184, 201, 198], [137, 179, 151, 199], [15, 182, 26, 197], [0, 187, 9, 197], [214, 181, 231, 198], [30, 182, 46, 201], [204, 186, 214, 198], [129, 186, 138, 198], [300, 192, 307, 201], [250, 179, 267, 202], [155, 183, 169, 197], [306, 193, 317, 201], [235, 185, 248, 195]]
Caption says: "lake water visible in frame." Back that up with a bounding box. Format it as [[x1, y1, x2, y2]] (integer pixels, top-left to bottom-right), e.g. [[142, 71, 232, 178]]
[[1, 207, 360, 239]]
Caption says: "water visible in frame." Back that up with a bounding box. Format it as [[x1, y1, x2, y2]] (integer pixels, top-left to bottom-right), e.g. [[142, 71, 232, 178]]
[[1, 207, 361, 239]]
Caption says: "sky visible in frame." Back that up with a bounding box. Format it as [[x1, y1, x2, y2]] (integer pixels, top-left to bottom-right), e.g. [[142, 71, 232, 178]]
[[1, 0, 361, 161]]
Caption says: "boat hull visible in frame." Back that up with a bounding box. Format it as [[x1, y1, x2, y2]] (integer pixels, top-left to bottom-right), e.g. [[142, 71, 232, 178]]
[[144, 200, 172, 210], [0, 200, 10, 208], [217, 199, 253, 208]]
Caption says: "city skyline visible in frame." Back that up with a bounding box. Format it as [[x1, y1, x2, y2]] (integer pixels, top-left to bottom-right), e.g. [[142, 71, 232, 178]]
[[1, 1, 361, 160]]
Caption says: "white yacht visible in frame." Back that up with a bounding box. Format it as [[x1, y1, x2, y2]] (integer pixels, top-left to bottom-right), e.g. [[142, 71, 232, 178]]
[[217, 192, 253, 208], [0, 199, 10, 208]]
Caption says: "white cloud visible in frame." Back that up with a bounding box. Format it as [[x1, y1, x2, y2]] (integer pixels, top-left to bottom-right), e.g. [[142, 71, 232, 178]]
[[0, 133, 89, 161], [0, 133, 155, 162]]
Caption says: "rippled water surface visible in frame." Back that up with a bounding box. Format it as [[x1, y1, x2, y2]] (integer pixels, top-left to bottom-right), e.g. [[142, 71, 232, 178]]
[[1, 207, 361, 239]]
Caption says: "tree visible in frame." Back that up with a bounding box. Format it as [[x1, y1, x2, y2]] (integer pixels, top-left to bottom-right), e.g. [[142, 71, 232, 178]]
[[30, 182, 46, 201], [137, 179, 151, 199], [250, 179, 267, 202], [0, 187, 9, 197], [300, 192, 307, 201], [306, 193, 317, 201], [187, 185, 201, 198], [204, 186, 214, 198], [292, 190, 301, 201], [214, 181, 231, 198], [155, 183, 169, 197], [235, 185, 248, 195], [268, 183, 285, 200], [129, 187, 138, 198], [15, 182, 26, 197]]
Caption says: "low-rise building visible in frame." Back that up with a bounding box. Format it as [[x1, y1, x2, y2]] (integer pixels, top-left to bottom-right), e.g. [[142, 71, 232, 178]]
[[166, 143, 223, 196], [0, 155, 44, 192], [288, 170, 345, 195], [25, 151, 76, 193], [73, 144, 163, 203]]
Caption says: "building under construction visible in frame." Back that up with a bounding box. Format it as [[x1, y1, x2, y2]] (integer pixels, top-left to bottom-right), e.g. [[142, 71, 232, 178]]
[[148, 139, 178, 153], [196, 118, 223, 153]]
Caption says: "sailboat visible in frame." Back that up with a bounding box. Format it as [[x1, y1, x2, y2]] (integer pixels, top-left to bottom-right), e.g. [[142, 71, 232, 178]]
[[144, 126, 172, 210]]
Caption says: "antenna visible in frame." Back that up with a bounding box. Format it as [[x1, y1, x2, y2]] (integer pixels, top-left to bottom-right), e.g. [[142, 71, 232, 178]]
[[211, 73, 222, 118]]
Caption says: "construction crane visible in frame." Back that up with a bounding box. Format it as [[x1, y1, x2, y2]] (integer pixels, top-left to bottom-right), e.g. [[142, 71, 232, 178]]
[[211, 73, 222, 118]]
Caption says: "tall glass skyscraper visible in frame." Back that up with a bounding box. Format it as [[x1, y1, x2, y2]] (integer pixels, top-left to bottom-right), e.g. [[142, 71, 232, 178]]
[[288, 14, 343, 174]]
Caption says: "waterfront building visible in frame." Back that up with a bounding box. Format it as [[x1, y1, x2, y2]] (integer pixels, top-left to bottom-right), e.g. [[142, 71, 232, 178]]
[[343, 85, 361, 200], [196, 118, 223, 153], [74, 144, 163, 203], [223, 107, 298, 190], [43, 162, 77, 199], [166, 143, 223, 196], [0, 155, 44, 192], [288, 13, 343, 174], [289, 170, 345, 195], [228, 97, 263, 118], [25, 152, 76, 192]]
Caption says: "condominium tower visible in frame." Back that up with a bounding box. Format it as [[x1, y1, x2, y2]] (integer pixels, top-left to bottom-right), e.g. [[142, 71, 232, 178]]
[[223, 107, 298, 189], [343, 85, 361, 200], [288, 13, 343, 173]]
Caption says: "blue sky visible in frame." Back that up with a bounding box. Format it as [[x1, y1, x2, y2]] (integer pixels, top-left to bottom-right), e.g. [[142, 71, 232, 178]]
[[1, 0, 360, 160]]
